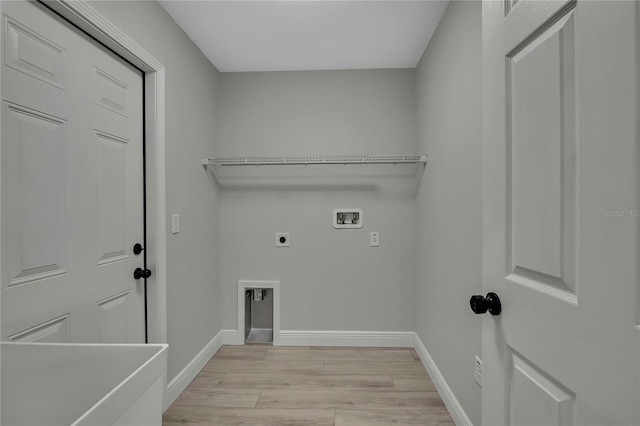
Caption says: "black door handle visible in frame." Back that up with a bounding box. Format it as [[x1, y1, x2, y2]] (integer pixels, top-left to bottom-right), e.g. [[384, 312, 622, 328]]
[[470, 292, 501, 315], [134, 268, 152, 280]]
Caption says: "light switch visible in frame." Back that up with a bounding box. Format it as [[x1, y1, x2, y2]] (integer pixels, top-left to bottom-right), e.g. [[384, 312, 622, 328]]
[[171, 214, 180, 234], [370, 232, 380, 247]]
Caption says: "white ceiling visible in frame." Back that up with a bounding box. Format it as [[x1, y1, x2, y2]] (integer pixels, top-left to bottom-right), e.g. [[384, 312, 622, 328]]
[[158, 1, 450, 73]]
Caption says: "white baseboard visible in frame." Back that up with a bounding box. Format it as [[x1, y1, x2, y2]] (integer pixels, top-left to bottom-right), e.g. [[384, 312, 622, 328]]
[[222, 328, 241, 345], [222, 329, 414, 347], [164, 330, 223, 410], [278, 330, 415, 347], [413, 333, 472, 426]]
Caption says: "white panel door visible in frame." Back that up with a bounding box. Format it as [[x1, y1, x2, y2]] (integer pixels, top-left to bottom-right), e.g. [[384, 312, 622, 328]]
[[1, 0, 145, 343], [482, 1, 639, 425]]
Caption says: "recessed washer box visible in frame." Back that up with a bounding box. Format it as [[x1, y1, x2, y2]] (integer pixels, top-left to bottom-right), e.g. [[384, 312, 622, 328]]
[[333, 208, 363, 229]]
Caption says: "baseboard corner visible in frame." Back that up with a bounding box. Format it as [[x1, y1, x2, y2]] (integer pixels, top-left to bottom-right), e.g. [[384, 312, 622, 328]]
[[164, 330, 223, 410], [222, 328, 241, 345], [413, 333, 473, 426]]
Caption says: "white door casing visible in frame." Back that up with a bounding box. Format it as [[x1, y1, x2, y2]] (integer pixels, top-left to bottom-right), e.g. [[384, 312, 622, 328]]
[[1, 0, 145, 343], [483, 1, 639, 425]]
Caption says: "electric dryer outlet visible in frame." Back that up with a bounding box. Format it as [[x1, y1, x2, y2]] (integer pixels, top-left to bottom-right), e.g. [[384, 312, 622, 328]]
[[276, 233, 290, 247]]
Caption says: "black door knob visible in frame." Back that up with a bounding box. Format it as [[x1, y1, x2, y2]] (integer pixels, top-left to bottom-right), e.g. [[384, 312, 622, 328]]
[[470, 292, 501, 315], [134, 268, 152, 280], [133, 243, 144, 255]]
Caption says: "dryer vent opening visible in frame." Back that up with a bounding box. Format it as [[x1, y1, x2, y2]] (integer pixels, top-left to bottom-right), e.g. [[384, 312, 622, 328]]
[[244, 289, 273, 344]]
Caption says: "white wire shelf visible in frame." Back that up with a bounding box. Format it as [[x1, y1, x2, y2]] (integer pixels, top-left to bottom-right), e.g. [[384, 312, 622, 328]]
[[201, 154, 428, 188], [201, 154, 428, 167]]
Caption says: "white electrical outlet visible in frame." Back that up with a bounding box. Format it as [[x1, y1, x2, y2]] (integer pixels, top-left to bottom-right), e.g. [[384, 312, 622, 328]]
[[475, 355, 482, 386], [276, 232, 290, 247], [171, 214, 180, 234], [370, 232, 380, 247]]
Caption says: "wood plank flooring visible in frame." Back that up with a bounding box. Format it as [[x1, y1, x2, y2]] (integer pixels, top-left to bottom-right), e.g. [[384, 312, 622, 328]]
[[163, 345, 454, 426]]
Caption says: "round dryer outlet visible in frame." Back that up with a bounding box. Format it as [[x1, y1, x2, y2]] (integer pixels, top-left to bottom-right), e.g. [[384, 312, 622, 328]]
[[275, 232, 290, 247]]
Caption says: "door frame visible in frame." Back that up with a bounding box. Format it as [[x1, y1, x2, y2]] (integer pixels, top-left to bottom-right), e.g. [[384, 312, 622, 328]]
[[0, 0, 168, 344]]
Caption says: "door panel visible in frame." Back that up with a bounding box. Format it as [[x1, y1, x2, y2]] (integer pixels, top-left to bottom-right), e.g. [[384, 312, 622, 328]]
[[94, 67, 130, 118], [7, 313, 69, 343], [508, 10, 576, 298], [96, 131, 129, 266], [483, 1, 639, 425], [97, 290, 131, 343], [509, 352, 575, 426], [3, 102, 68, 287], [3, 16, 65, 89], [1, 0, 145, 343]]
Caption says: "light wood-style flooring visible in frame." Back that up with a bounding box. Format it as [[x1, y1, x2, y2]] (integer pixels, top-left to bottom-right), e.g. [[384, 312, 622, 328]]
[[163, 345, 454, 425]]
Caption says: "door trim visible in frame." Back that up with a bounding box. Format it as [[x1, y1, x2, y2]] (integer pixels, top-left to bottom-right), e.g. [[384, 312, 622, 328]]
[[39, 0, 168, 345]]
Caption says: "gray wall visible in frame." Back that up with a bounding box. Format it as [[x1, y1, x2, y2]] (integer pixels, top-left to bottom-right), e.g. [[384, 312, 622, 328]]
[[414, 1, 483, 424], [88, 3, 483, 422], [218, 70, 417, 332], [90, 1, 222, 383]]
